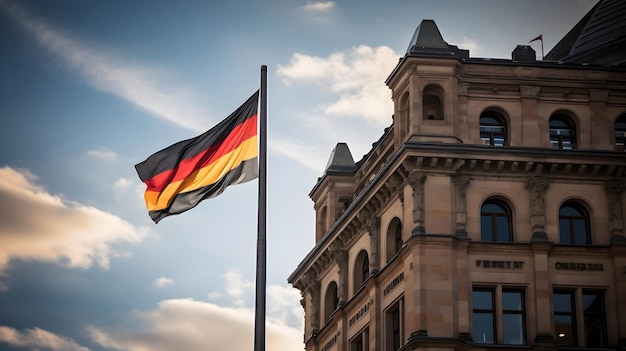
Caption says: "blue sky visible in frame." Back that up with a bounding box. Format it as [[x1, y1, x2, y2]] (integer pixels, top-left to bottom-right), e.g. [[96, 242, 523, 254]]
[[0, 1, 599, 350]]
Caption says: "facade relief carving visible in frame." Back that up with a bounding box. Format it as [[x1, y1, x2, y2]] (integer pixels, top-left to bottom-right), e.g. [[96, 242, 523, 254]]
[[408, 170, 427, 234], [520, 85, 541, 98], [527, 176, 550, 241], [606, 180, 626, 238], [589, 89, 609, 102], [330, 249, 348, 305], [452, 174, 471, 237], [366, 217, 381, 273]]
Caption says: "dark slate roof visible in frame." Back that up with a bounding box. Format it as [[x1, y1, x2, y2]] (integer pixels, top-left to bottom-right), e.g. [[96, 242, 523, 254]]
[[545, 0, 626, 65], [405, 19, 469, 59], [324, 142, 356, 174]]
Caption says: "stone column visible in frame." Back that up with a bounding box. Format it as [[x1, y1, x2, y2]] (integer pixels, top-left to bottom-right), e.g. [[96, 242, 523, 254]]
[[527, 176, 550, 241], [304, 274, 321, 334], [606, 180, 626, 243], [589, 89, 610, 149], [366, 217, 381, 274], [331, 248, 349, 306], [409, 170, 427, 235], [452, 175, 470, 238], [520, 86, 542, 147]]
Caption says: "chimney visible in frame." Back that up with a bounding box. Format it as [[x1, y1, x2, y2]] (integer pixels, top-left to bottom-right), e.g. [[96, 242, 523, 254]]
[[512, 45, 536, 62]]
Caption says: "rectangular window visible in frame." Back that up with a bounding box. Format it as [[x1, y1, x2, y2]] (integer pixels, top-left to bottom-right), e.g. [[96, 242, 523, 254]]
[[472, 288, 495, 344], [583, 291, 608, 348], [502, 290, 525, 344], [350, 328, 369, 351], [385, 298, 403, 351], [553, 289, 608, 348], [472, 287, 526, 345]]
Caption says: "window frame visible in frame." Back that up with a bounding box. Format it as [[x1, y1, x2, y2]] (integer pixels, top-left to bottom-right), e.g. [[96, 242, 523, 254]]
[[480, 199, 513, 242], [549, 114, 577, 150], [384, 297, 404, 351], [480, 111, 507, 146], [553, 288, 608, 348], [472, 286, 527, 345], [558, 201, 591, 245], [615, 114, 626, 151]]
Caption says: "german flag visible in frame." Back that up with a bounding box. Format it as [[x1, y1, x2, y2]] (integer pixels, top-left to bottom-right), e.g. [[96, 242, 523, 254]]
[[135, 90, 259, 223]]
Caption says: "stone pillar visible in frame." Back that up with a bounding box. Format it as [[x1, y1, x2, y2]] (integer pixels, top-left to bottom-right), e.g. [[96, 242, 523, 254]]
[[457, 82, 470, 141], [520, 86, 543, 147], [304, 274, 321, 334], [606, 181, 626, 242], [366, 217, 381, 275], [452, 175, 470, 238], [527, 176, 550, 241], [589, 89, 610, 149], [331, 248, 349, 305], [531, 241, 556, 346], [409, 170, 427, 235]]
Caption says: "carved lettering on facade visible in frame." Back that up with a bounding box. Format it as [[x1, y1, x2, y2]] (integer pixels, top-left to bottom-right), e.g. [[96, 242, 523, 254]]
[[383, 272, 405, 296], [349, 302, 370, 327], [555, 262, 604, 271], [476, 260, 525, 269], [321, 334, 337, 351]]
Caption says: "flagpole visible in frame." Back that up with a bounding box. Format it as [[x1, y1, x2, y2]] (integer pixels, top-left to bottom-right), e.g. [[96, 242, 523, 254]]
[[254, 65, 268, 351]]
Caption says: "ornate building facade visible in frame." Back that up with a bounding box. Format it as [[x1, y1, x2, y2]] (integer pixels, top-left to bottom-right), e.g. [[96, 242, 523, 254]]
[[288, 1, 626, 350]]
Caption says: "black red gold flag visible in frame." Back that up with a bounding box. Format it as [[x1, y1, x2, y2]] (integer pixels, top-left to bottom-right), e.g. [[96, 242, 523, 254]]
[[135, 90, 259, 223]]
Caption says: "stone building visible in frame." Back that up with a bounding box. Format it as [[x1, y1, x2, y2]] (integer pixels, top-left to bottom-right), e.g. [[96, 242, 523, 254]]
[[288, 1, 626, 350]]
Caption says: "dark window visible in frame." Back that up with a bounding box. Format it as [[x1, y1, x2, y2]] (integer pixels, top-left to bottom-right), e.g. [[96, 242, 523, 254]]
[[351, 328, 369, 351], [502, 290, 525, 345], [550, 115, 576, 149], [583, 291, 608, 347], [481, 200, 513, 242], [423, 85, 444, 120], [361, 255, 369, 284], [615, 114, 626, 151], [480, 112, 507, 146], [386, 218, 402, 263], [324, 282, 339, 323], [554, 290, 577, 346], [559, 202, 590, 245], [385, 299, 403, 351], [472, 288, 495, 344]]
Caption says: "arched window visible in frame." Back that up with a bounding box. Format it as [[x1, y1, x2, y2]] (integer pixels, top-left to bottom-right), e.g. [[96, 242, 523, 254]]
[[614, 114, 626, 151], [386, 217, 403, 263], [480, 199, 513, 242], [324, 281, 339, 323], [550, 114, 577, 149], [423, 85, 444, 120], [559, 202, 591, 245], [354, 250, 370, 290], [400, 92, 410, 137], [480, 111, 507, 146]]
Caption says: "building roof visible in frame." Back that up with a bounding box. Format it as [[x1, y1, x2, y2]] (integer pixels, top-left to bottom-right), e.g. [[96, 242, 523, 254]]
[[545, 0, 626, 65], [323, 142, 356, 174]]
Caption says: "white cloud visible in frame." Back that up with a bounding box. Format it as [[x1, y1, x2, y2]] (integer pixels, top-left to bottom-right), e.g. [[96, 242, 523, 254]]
[[87, 298, 303, 351], [153, 276, 174, 288], [0, 326, 90, 351], [0, 166, 150, 276], [85, 147, 117, 160], [223, 268, 255, 308], [113, 177, 133, 191], [1, 2, 208, 132], [302, 1, 335, 12], [277, 45, 397, 122]]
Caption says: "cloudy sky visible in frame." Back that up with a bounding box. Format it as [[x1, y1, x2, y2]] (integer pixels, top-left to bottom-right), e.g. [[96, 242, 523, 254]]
[[0, 1, 599, 350]]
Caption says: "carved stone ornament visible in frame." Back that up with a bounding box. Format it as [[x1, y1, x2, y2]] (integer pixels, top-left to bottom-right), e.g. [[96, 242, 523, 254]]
[[520, 85, 541, 98], [589, 89, 609, 102], [526, 177, 550, 217], [408, 171, 426, 226]]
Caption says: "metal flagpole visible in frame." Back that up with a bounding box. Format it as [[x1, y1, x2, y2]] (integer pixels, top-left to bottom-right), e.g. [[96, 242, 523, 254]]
[[254, 65, 268, 351]]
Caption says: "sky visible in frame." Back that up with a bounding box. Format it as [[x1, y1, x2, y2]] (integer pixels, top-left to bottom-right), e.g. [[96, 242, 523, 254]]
[[0, 1, 600, 350]]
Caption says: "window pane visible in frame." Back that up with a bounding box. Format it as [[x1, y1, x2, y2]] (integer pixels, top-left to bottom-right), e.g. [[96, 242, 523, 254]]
[[503, 314, 524, 344], [559, 219, 571, 244], [553, 293, 572, 312], [483, 203, 506, 213], [472, 290, 493, 309], [573, 219, 588, 244], [496, 216, 511, 242], [554, 315, 576, 346], [583, 292, 607, 347], [502, 291, 522, 311], [473, 313, 494, 344], [480, 216, 492, 241]]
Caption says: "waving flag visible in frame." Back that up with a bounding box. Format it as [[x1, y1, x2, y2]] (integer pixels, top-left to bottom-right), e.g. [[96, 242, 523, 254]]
[[135, 90, 259, 223]]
